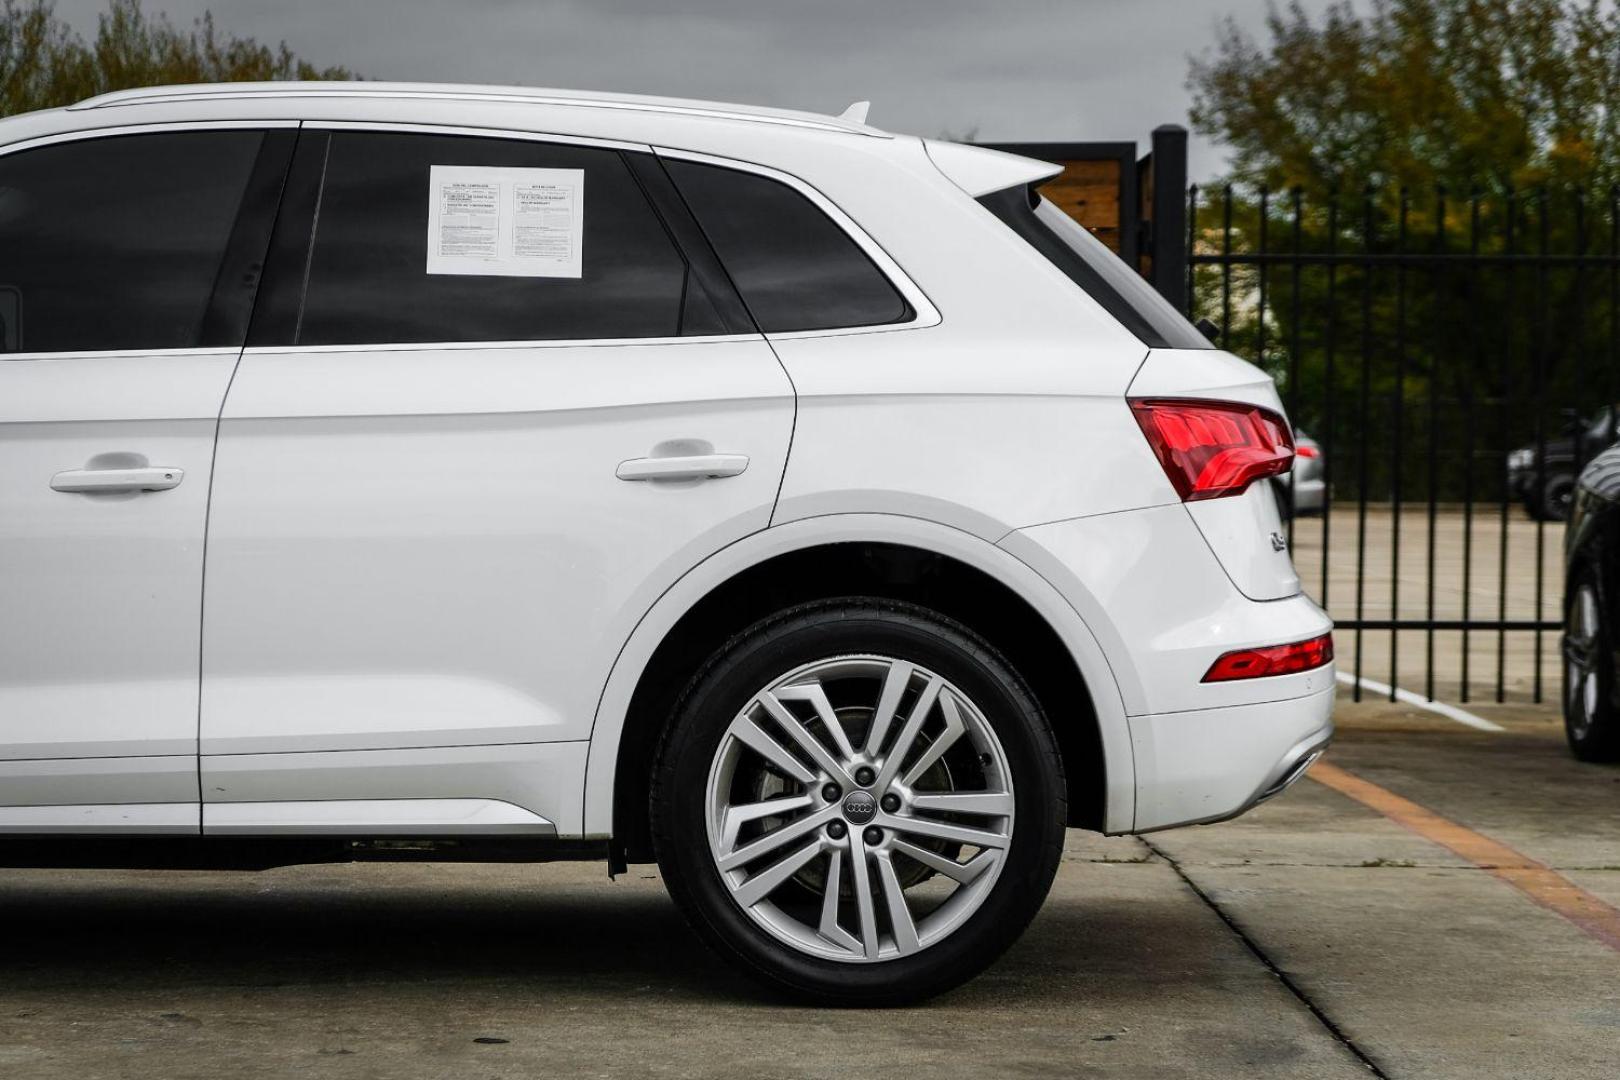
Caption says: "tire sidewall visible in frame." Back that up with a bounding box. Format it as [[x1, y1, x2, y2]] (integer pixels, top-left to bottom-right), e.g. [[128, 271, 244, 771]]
[[1543, 474, 1576, 521], [1566, 567, 1619, 760], [652, 602, 1067, 1003]]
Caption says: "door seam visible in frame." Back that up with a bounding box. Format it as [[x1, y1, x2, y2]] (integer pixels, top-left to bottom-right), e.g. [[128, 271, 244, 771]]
[[195, 121, 306, 833]]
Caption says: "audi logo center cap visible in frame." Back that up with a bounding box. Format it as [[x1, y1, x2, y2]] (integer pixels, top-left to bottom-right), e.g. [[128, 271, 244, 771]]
[[842, 790, 877, 825]]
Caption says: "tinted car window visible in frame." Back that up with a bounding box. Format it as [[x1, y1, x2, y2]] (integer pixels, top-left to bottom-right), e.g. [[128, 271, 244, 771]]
[[979, 184, 1212, 350], [0, 131, 262, 353], [293, 133, 715, 345], [663, 158, 912, 333]]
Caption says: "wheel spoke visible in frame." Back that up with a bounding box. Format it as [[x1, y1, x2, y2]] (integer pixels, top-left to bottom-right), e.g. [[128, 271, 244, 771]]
[[900, 690, 968, 788], [717, 805, 837, 872], [875, 674, 943, 790], [758, 692, 854, 786], [891, 839, 999, 884], [1579, 588, 1600, 639], [864, 660, 915, 755], [908, 791, 1014, 817], [1568, 663, 1591, 728], [706, 653, 1016, 965], [719, 793, 814, 851], [731, 837, 825, 909], [774, 680, 858, 761], [874, 849, 921, 955], [881, 811, 1010, 851], [728, 714, 817, 785], [846, 831, 882, 959], [817, 847, 861, 952]]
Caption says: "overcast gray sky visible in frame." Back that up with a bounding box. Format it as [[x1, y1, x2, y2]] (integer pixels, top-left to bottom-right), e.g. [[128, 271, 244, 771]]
[[53, 0, 1336, 180]]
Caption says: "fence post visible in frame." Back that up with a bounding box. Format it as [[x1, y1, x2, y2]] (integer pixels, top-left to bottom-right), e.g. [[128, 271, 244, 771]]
[[1148, 124, 1189, 313]]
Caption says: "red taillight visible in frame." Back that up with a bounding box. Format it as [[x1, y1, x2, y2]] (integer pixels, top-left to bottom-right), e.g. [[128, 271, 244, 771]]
[[1295, 444, 1319, 459], [1129, 398, 1296, 501], [1202, 633, 1334, 682]]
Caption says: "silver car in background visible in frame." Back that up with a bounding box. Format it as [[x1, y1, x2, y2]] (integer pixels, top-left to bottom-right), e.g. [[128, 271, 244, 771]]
[[1276, 430, 1325, 517]]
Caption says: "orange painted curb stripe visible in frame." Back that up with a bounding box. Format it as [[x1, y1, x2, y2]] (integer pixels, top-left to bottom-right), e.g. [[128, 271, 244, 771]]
[[1309, 760, 1620, 954]]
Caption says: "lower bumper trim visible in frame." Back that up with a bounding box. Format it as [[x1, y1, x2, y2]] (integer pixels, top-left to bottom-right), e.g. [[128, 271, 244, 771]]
[[1256, 743, 1328, 804]]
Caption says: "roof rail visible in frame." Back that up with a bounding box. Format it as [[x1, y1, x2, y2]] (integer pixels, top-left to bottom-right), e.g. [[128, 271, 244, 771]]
[[67, 81, 889, 138]]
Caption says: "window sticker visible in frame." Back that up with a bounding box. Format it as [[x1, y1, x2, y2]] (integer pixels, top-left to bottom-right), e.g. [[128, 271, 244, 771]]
[[426, 165, 584, 277]]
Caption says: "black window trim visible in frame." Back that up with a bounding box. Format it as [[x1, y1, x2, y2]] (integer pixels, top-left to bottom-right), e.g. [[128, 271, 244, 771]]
[[199, 129, 299, 348], [653, 144, 940, 339], [621, 152, 755, 336], [248, 121, 766, 352], [976, 182, 1212, 351], [0, 119, 302, 360]]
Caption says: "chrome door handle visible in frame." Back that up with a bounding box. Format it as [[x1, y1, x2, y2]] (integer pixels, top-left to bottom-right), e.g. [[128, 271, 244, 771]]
[[616, 454, 750, 482], [51, 466, 185, 494]]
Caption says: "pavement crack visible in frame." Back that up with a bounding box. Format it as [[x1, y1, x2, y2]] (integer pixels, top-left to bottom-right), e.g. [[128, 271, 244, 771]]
[[1143, 838, 1390, 1079]]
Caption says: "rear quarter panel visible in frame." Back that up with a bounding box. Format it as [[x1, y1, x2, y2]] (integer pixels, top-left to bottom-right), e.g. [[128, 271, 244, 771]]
[[767, 136, 1173, 535], [1129, 348, 1302, 601]]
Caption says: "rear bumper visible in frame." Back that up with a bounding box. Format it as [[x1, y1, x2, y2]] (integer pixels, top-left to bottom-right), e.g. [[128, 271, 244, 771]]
[[1128, 682, 1335, 831], [1000, 504, 1336, 834], [1002, 505, 1335, 719]]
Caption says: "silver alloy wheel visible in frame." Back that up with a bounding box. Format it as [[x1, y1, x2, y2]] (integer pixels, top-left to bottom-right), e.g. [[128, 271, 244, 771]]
[[1567, 583, 1601, 737], [704, 655, 1015, 963]]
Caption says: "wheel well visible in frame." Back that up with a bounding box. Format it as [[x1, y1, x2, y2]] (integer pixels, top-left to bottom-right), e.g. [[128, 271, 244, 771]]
[[611, 542, 1105, 864]]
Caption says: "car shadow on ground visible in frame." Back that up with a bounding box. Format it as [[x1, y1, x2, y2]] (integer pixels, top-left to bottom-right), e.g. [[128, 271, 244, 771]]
[[0, 861, 1221, 1012], [0, 871, 737, 995]]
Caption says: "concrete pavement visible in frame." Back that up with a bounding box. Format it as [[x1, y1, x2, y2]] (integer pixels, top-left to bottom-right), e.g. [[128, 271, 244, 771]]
[[1289, 505, 1567, 704], [1, 694, 1616, 1078]]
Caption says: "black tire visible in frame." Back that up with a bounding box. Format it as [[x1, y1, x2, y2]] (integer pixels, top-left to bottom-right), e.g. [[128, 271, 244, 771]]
[[1564, 565, 1620, 762], [1529, 472, 1577, 522], [650, 598, 1067, 1005]]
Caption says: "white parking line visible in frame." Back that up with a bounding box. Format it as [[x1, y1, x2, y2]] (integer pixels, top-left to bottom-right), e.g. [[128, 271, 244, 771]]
[[1335, 671, 1507, 732]]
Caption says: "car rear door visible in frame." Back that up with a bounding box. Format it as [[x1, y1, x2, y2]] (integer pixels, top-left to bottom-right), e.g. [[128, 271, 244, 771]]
[[197, 127, 792, 836], [0, 125, 293, 833]]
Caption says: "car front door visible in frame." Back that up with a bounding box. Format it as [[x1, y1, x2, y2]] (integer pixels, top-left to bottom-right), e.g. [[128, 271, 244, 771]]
[[197, 128, 792, 836], [0, 126, 292, 833]]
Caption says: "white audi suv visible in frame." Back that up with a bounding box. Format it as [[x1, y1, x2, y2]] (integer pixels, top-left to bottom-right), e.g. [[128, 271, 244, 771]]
[[0, 82, 1334, 1003]]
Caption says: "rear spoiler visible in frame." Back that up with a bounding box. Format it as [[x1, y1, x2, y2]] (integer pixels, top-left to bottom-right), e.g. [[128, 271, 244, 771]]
[[923, 140, 1062, 198]]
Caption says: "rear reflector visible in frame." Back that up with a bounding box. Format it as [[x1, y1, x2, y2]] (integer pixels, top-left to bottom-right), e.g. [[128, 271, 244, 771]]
[[1202, 633, 1334, 682], [1129, 398, 1295, 501]]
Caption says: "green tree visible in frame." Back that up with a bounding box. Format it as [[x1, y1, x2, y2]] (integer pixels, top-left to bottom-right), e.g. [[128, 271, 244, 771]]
[[1184, 1, 1620, 504], [2, 0, 350, 118], [1190, 0, 1620, 195]]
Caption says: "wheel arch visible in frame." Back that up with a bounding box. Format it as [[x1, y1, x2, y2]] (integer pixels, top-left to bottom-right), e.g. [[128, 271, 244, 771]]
[[582, 514, 1133, 861]]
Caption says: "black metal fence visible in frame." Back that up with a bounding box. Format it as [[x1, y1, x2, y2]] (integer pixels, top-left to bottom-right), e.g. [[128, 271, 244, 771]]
[[1186, 184, 1620, 704]]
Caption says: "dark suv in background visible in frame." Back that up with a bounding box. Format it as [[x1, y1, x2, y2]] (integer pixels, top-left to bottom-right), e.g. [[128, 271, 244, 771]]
[[1509, 408, 1619, 521]]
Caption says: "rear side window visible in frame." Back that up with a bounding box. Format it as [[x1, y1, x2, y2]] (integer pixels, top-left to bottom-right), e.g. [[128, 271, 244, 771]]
[[664, 158, 912, 333], [979, 184, 1212, 350], [0, 131, 262, 353], [291, 132, 723, 346]]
